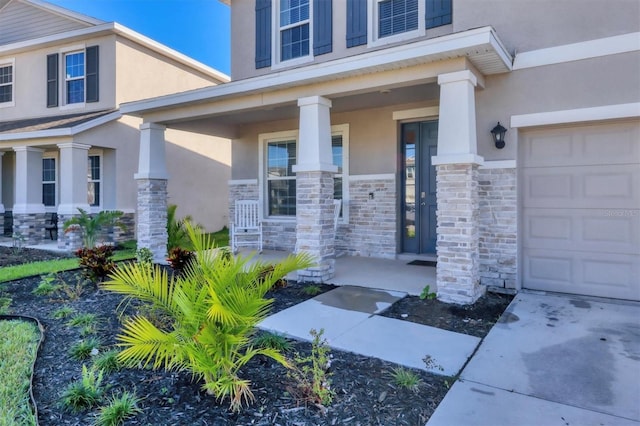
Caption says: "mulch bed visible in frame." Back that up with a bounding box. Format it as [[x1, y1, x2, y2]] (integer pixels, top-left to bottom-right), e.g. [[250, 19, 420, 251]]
[[0, 246, 513, 425]]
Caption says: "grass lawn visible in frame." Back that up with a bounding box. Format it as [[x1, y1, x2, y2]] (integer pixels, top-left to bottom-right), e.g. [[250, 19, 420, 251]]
[[0, 320, 39, 426]]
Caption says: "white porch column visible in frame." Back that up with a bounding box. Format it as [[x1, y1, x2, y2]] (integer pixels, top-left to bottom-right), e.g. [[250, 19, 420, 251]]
[[293, 96, 337, 283], [433, 70, 486, 304], [56, 143, 92, 249], [13, 146, 46, 244], [135, 123, 168, 263]]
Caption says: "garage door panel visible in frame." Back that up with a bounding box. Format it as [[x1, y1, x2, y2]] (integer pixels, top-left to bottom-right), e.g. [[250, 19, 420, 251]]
[[521, 121, 640, 301], [522, 122, 640, 168], [524, 208, 639, 254], [523, 249, 640, 300], [523, 164, 639, 209]]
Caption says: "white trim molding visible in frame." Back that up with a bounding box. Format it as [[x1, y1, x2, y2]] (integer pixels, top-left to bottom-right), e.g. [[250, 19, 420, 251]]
[[480, 160, 516, 169], [511, 103, 640, 128], [513, 32, 640, 70], [392, 106, 439, 121]]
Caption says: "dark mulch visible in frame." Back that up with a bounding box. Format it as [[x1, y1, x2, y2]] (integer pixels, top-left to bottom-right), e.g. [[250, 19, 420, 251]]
[[0, 246, 513, 425], [0, 245, 72, 267]]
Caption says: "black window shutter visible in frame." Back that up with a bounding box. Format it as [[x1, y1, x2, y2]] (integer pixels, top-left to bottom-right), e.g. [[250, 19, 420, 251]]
[[46, 53, 58, 108], [426, 0, 452, 29], [313, 0, 332, 55], [255, 0, 272, 69], [86, 45, 99, 103], [346, 0, 367, 48]]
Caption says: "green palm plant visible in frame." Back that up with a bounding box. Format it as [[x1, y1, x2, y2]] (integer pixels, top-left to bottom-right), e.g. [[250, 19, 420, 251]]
[[167, 204, 201, 251], [64, 208, 125, 249], [102, 222, 314, 411]]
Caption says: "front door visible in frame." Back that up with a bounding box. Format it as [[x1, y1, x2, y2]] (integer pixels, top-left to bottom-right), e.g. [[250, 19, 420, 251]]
[[401, 121, 438, 254]]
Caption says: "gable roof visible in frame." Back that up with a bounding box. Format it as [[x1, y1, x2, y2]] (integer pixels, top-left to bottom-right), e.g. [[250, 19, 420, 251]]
[[0, 109, 121, 141], [0, 0, 103, 45]]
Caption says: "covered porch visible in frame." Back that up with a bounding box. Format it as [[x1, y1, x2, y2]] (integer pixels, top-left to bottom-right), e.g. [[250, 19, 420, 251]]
[[122, 26, 513, 304]]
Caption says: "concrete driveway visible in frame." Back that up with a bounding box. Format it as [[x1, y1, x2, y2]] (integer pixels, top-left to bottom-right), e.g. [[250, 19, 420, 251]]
[[428, 292, 640, 426]]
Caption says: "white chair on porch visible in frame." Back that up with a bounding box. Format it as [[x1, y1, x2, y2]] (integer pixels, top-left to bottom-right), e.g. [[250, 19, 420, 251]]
[[231, 200, 262, 253]]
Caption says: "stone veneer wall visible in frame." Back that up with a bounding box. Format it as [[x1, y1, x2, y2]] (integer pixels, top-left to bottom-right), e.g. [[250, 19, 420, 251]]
[[137, 179, 168, 263], [478, 167, 517, 288], [13, 213, 46, 245], [58, 212, 136, 251], [435, 164, 485, 304], [338, 176, 396, 259]]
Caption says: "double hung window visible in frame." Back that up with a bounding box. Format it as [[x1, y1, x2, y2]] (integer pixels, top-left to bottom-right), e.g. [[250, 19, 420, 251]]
[[279, 0, 310, 62], [0, 63, 13, 105], [378, 0, 419, 38], [42, 158, 56, 207], [88, 155, 101, 207], [65, 51, 85, 104]]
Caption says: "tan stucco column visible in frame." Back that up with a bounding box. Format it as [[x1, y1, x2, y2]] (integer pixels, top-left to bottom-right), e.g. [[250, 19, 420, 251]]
[[56, 142, 92, 249], [12, 146, 46, 244], [135, 123, 169, 263], [293, 96, 338, 283], [433, 70, 486, 304]]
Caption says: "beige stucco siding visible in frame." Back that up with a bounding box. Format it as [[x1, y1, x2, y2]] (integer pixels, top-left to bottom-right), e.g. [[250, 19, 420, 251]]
[[1, 34, 117, 121], [454, 0, 640, 54], [114, 37, 218, 105], [477, 51, 640, 161]]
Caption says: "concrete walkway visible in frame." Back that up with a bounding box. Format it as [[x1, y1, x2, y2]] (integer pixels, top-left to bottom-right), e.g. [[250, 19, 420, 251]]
[[427, 292, 640, 426]]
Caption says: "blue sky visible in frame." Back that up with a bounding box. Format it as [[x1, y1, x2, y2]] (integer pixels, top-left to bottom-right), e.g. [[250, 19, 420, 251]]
[[46, 0, 231, 75]]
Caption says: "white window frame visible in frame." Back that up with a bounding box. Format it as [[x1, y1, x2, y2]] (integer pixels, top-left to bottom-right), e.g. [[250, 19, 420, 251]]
[[258, 124, 350, 223], [59, 44, 86, 110], [42, 153, 58, 211], [271, 0, 314, 69], [0, 58, 15, 108], [88, 150, 102, 211], [367, 0, 425, 47]]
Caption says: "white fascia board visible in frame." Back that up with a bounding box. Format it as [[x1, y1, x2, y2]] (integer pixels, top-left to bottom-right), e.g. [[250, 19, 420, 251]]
[[0, 22, 229, 83], [513, 32, 640, 70], [0, 111, 121, 141], [122, 26, 512, 116], [24, 0, 104, 25], [511, 103, 640, 128]]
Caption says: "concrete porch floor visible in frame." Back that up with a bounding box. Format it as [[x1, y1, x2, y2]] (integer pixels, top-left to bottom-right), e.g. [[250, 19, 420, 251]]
[[240, 249, 436, 296]]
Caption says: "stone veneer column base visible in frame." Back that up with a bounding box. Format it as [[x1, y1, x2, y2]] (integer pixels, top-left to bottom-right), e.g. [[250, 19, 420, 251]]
[[435, 163, 485, 304], [57, 214, 83, 250], [296, 171, 335, 283], [137, 179, 168, 264], [12, 213, 46, 245]]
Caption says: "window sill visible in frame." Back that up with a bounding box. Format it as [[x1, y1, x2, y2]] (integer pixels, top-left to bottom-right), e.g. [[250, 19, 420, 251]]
[[0, 101, 15, 109], [368, 28, 424, 48], [270, 54, 314, 70], [59, 102, 86, 111]]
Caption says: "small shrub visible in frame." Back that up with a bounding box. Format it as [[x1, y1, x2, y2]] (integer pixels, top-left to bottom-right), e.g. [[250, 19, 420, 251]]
[[64, 208, 125, 249], [301, 285, 323, 296], [59, 273, 87, 301], [260, 265, 287, 290], [60, 364, 104, 413], [390, 367, 422, 392], [253, 332, 292, 353], [136, 247, 154, 266], [68, 313, 98, 328], [419, 285, 437, 300], [52, 306, 75, 319], [166, 247, 194, 273], [95, 391, 142, 426], [80, 325, 97, 337], [76, 245, 116, 282], [0, 296, 11, 314], [32, 273, 60, 296], [287, 328, 335, 407], [93, 350, 122, 374], [69, 338, 101, 361]]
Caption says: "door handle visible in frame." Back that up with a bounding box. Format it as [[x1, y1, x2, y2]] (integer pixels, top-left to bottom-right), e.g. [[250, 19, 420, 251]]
[[420, 191, 426, 199]]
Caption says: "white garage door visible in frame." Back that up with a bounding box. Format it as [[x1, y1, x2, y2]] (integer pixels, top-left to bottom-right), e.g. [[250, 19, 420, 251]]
[[521, 121, 640, 301]]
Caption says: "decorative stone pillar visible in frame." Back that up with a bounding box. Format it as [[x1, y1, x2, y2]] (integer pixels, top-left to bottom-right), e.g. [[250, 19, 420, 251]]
[[293, 96, 337, 283], [433, 70, 485, 304], [135, 123, 168, 263], [0, 152, 4, 234], [12, 147, 46, 245], [57, 143, 92, 250]]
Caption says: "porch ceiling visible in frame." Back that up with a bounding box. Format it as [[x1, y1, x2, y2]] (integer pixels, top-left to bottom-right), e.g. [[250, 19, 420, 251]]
[[122, 26, 512, 138]]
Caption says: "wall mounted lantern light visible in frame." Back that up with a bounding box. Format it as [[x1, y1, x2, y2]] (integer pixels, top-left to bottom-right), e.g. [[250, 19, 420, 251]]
[[491, 122, 507, 149]]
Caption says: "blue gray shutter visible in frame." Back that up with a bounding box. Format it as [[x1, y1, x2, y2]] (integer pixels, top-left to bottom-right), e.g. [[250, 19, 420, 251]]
[[346, 0, 367, 47], [46, 53, 58, 108], [426, 0, 452, 29], [86, 45, 99, 103], [255, 0, 272, 69], [313, 0, 332, 55]]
